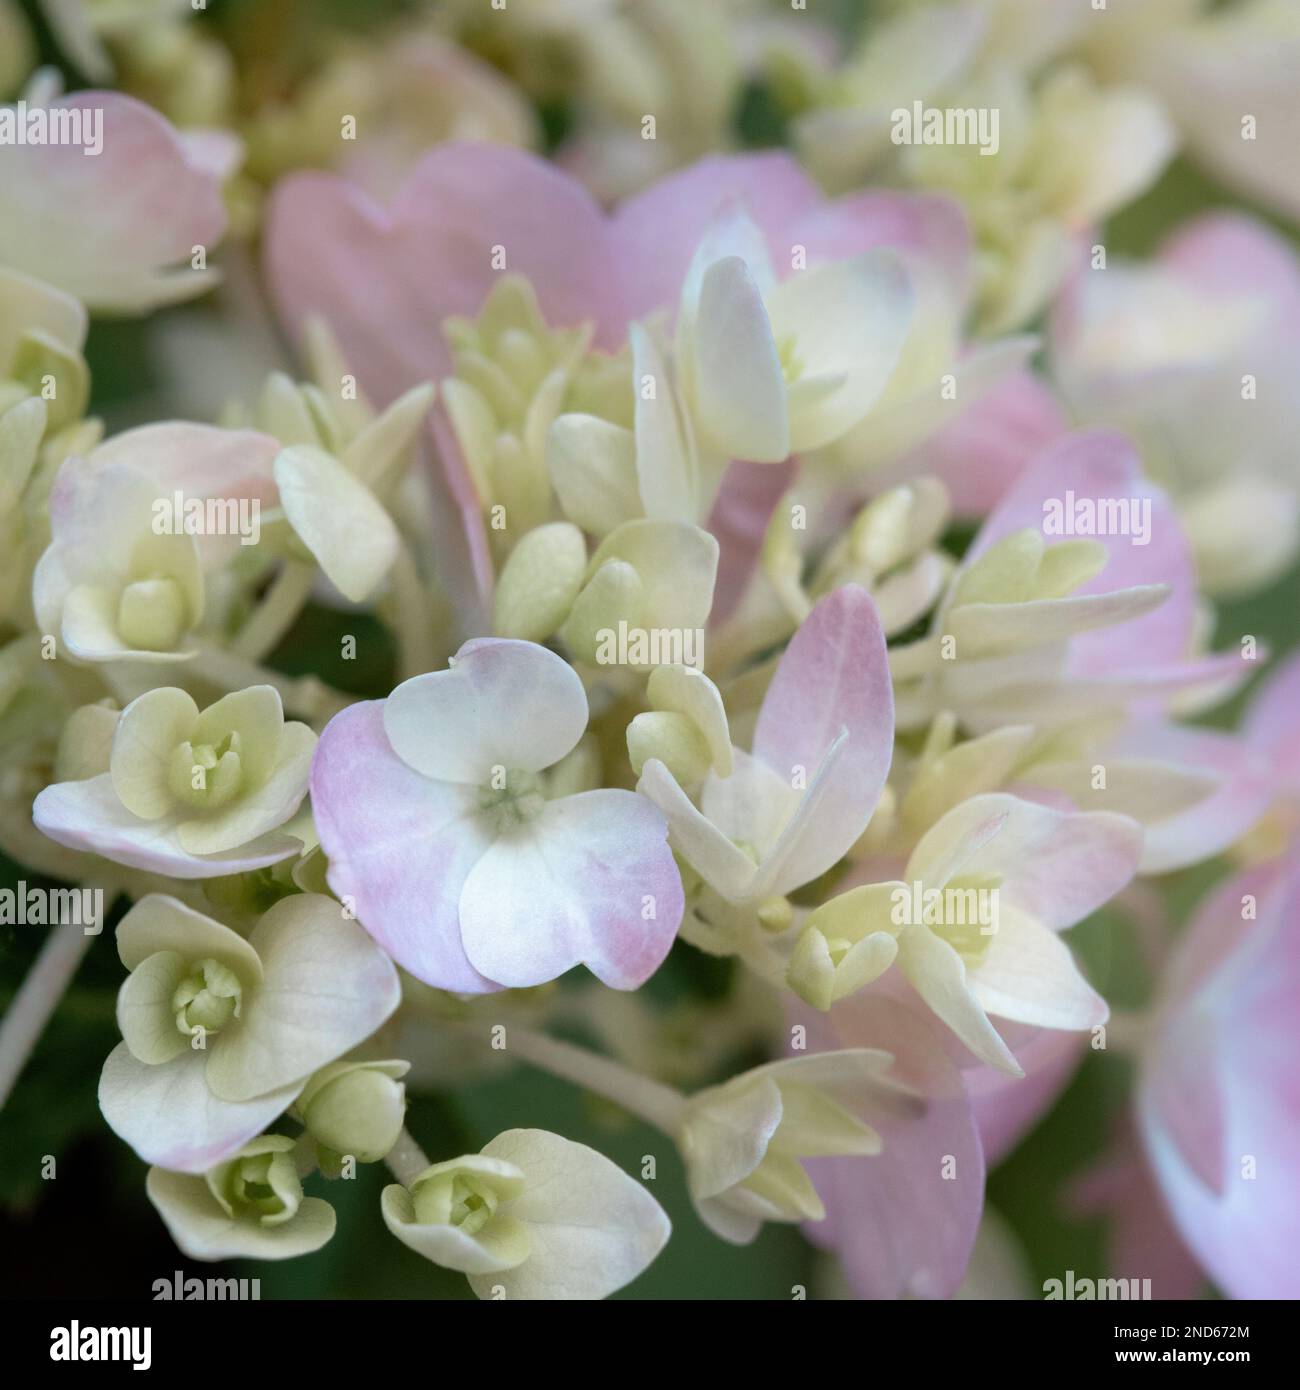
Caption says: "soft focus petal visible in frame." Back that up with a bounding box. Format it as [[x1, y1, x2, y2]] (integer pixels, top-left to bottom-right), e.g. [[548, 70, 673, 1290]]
[[0, 93, 227, 311], [458, 789, 683, 990], [310, 701, 498, 993]]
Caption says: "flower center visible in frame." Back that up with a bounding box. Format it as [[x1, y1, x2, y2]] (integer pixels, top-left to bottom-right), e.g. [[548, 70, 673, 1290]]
[[172, 957, 242, 1037], [168, 731, 244, 812], [117, 576, 187, 651], [478, 768, 545, 834], [220, 1146, 302, 1224], [412, 1172, 501, 1236]]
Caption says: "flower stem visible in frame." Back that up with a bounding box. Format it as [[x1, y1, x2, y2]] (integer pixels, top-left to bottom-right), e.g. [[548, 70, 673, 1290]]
[[503, 1027, 687, 1134], [231, 560, 318, 663], [386, 1126, 432, 1186], [388, 539, 442, 681], [0, 907, 103, 1112]]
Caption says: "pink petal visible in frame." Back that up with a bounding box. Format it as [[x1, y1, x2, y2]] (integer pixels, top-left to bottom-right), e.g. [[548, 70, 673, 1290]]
[[970, 430, 1197, 677], [1161, 213, 1300, 335], [789, 190, 971, 305], [266, 143, 624, 394], [795, 995, 984, 1300], [383, 639, 588, 785], [309, 701, 498, 993], [1246, 651, 1300, 792], [898, 368, 1067, 518], [751, 584, 893, 889], [968, 1026, 1085, 1166], [705, 458, 797, 625], [1139, 860, 1300, 1298], [1108, 722, 1276, 874], [1070, 1123, 1207, 1300], [915, 793, 1143, 932], [458, 789, 683, 990], [0, 93, 227, 311], [611, 151, 822, 321]]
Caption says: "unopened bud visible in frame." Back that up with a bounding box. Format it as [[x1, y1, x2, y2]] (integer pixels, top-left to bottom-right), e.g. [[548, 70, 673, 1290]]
[[493, 521, 587, 641], [300, 1059, 409, 1164]]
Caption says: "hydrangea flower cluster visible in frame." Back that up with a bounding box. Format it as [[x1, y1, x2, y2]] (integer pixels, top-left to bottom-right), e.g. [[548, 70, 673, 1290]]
[[1, 0, 1297, 1304]]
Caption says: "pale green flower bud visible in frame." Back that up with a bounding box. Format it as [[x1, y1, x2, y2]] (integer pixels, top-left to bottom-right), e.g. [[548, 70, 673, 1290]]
[[493, 521, 587, 641], [442, 275, 604, 550], [299, 1059, 409, 1164], [209, 1135, 304, 1227], [172, 957, 242, 1037], [561, 557, 643, 665], [411, 1163, 513, 1236], [626, 710, 710, 788], [148, 1135, 337, 1260], [116, 576, 188, 652], [680, 1052, 891, 1242], [786, 883, 902, 1011]]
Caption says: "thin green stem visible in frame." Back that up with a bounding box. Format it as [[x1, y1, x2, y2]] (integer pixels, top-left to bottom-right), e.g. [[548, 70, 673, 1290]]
[[0, 882, 114, 1112], [231, 561, 318, 663], [503, 1027, 687, 1134], [386, 1126, 432, 1186]]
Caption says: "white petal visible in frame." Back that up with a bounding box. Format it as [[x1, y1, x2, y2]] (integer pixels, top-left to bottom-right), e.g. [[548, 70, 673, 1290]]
[[765, 250, 913, 451], [682, 1078, 783, 1200], [692, 256, 789, 463], [971, 904, 1108, 1032], [99, 1042, 301, 1174], [631, 322, 698, 523], [33, 774, 302, 878], [117, 893, 262, 979], [458, 789, 683, 990], [275, 445, 400, 602], [147, 1168, 335, 1261], [469, 1129, 671, 1300], [110, 687, 200, 819], [637, 758, 758, 902], [895, 923, 1023, 1076], [204, 894, 401, 1102], [384, 639, 588, 784]]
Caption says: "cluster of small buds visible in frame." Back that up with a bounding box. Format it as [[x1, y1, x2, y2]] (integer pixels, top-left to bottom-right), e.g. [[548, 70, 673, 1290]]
[[0, 0, 1298, 1306]]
